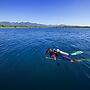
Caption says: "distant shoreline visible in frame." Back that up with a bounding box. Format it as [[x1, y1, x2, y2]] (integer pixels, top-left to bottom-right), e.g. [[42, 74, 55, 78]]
[[0, 22, 90, 28], [0, 26, 90, 28]]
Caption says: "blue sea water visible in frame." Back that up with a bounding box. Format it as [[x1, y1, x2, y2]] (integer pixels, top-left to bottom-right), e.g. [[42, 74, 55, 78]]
[[0, 28, 90, 90]]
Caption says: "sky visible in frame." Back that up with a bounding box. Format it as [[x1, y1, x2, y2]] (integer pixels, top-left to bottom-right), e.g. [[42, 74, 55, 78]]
[[0, 0, 90, 26]]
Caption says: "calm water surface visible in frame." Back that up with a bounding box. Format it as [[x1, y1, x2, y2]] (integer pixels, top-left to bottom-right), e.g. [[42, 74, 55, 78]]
[[0, 28, 90, 90]]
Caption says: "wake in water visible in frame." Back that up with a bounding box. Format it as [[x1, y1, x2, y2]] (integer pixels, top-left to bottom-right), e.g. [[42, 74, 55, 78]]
[[81, 60, 90, 68]]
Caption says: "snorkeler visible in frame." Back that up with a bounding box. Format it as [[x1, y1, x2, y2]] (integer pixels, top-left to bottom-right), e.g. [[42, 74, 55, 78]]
[[45, 48, 81, 62]]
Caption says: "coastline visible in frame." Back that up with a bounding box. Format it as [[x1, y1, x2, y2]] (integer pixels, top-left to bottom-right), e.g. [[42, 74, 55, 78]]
[[0, 26, 90, 28]]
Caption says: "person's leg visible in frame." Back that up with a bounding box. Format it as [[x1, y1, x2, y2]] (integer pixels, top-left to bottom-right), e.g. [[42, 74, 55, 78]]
[[63, 55, 71, 61]]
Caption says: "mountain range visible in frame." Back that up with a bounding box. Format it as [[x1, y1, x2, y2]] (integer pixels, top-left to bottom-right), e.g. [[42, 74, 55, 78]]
[[0, 22, 46, 26], [0, 22, 90, 28]]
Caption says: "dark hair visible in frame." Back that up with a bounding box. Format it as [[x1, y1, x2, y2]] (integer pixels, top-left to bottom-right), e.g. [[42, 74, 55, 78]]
[[48, 48, 52, 51]]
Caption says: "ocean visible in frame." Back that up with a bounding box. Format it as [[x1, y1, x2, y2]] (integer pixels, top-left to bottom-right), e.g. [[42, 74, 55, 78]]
[[0, 28, 90, 90]]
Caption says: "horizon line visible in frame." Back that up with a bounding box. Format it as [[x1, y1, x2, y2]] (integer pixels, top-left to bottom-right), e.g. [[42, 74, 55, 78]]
[[0, 21, 90, 26]]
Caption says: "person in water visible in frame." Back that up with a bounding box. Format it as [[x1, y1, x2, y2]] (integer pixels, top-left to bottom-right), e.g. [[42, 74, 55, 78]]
[[45, 48, 57, 60], [45, 48, 81, 62]]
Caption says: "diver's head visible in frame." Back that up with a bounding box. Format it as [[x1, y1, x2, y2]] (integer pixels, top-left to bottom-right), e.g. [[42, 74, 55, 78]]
[[48, 48, 52, 51]]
